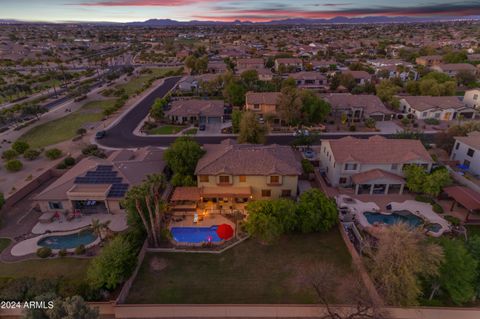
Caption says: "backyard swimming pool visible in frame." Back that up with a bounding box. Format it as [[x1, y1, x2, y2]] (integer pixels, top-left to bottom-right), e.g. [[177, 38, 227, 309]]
[[363, 210, 423, 228], [38, 230, 97, 249], [171, 226, 223, 243]]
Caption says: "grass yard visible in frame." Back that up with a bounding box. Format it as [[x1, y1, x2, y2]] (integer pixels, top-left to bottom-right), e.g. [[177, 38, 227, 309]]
[[116, 68, 176, 95], [148, 125, 186, 135], [0, 258, 91, 280], [0, 238, 11, 254], [19, 99, 116, 148], [126, 230, 352, 304], [183, 128, 198, 135]]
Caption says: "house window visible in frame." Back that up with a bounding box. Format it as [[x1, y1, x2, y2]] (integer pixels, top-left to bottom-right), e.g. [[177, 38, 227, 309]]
[[467, 148, 475, 157], [261, 189, 271, 197], [281, 189, 292, 197], [464, 159, 471, 168], [219, 176, 230, 184], [339, 177, 348, 184], [253, 104, 260, 110], [434, 113, 440, 118], [269, 176, 280, 184], [422, 112, 428, 117], [48, 202, 63, 210], [455, 142, 460, 150], [199, 175, 209, 182], [391, 164, 398, 170], [239, 175, 246, 182], [344, 163, 358, 170]]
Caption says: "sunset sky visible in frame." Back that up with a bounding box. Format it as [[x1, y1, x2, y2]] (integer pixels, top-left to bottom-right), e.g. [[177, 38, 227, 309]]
[[2, 0, 480, 22]]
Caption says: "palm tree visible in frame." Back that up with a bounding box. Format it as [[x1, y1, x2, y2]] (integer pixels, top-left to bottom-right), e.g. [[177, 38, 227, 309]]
[[91, 219, 111, 242]]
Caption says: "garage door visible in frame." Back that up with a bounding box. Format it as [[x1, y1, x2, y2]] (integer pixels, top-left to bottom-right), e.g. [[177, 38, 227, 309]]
[[207, 117, 221, 124]]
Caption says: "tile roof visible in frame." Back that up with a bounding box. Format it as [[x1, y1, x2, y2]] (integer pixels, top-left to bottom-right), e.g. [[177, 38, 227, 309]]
[[454, 131, 480, 150], [325, 136, 432, 164], [323, 93, 393, 115], [195, 139, 301, 176], [245, 92, 280, 105], [351, 169, 405, 184], [166, 99, 224, 117], [289, 71, 327, 80], [401, 96, 465, 111]]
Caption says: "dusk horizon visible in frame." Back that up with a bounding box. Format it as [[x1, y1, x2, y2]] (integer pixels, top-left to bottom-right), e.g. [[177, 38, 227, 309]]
[[2, 0, 480, 23]]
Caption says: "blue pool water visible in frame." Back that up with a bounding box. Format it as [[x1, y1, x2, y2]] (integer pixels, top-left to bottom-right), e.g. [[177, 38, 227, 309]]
[[171, 226, 222, 243], [38, 230, 97, 249], [364, 211, 423, 228]]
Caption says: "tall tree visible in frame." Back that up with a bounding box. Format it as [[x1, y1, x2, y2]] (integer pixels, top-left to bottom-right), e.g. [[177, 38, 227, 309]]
[[277, 86, 302, 125], [370, 223, 444, 306], [237, 111, 267, 144]]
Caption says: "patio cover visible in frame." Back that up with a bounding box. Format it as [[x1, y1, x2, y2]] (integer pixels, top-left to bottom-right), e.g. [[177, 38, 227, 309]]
[[201, 186, 252, 198], [351, 169, 404, 185], [170, 187, 201, 201], [444, 186, 480, 212]]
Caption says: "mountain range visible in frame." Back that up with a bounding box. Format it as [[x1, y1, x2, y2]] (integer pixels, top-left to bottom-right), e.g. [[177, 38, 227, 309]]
[[1, 15, 480, 26]]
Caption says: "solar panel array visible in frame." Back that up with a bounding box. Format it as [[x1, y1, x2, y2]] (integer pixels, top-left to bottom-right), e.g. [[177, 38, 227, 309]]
[[74, 165, 129, 198]]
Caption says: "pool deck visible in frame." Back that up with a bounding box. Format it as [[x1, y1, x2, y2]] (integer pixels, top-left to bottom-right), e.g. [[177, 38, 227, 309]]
[[10, 228, 101, 257], [31, 211, 128, 234], [169, 213, 235, 229]]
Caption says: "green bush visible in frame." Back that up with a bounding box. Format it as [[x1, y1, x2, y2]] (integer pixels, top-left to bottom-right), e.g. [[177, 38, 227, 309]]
[[432, 203, 444, 214], [2, 149, 18, 161], [45, 148, 62, 160], [23, 149, 41, 161], [75, 244, 86, 255], [58, 249, 68, 257], [36, 247, 52, 258], [64, 157, 75, 166], [424, 118, 440, 125], [5, 159, 23, 172], [364, 117, 376, 128], [415, 194, 434, 204], [349, 125, 356, 132], [56, 162, 67, 169], [301, 159, 314, 174], [11, 141, 29, 154], [444, 215, 461, 226]]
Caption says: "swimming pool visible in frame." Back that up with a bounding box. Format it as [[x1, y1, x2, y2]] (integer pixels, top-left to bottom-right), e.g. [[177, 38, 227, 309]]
[[171, 226, 222, 243], [38, 230, 97, 249], [363, 211, 423, 228]]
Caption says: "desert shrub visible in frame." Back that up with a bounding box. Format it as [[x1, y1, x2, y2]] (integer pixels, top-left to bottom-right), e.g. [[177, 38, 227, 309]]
[[5, 159, 23, 172], [64, 157, 75, 166], [45, 148, 62, 160], [23, 149, 41, 160], [11, 141, 29, 154], [58, 249, 68, 257], [36, 247, 52, 258], [75, 245, 86, 255], [2, 149, 18, 160]]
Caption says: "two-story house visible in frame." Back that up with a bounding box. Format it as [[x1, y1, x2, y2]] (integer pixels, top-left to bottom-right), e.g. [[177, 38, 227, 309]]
[[245, 92, 280, 118], [289, 71, 328, 91], [319, 136, 433, 195], [450, 131, 480, 176], [169, 140, 302, 210], [399, 96, 476, 120]]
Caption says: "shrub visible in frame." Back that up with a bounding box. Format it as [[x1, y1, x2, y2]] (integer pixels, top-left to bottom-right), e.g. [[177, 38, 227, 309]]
[[23, 149, 41, 161], [56, 162, 67, 169], [444, 215, 461, 226], [301, 159, 314, 174], [11, 141, 29, 154], [364, 117, 376, 129], [401, 117, 411, 126], [36, 247, 52, 258], [415, 194, 434, 204], [75, 244, 86, 255], [45, 148, 62, 160], [5, 159, 23, 172], [424, 118, 440, 125], [64, 157, 75, 166], [2, 149, 18, 161], [76, 128, 87, 136], [82, 144, 106, 158], [432, 203, 444, 214], [349, 125, 356, 132], [58, 249, 68, 257]]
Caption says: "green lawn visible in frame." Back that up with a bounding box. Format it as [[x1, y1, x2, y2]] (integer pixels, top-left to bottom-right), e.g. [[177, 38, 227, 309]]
[[148, 125, 186, 135], [127, 230, 352, 304], [0, 238, 11, 254], [18, 99, 116, 148], [0, 258, 91, 280], [116, 68, 176, 95], [183, 128, 198, 135]]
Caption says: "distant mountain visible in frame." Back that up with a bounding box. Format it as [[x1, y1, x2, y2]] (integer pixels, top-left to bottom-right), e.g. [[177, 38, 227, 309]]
[[126, 15, 480, 26]]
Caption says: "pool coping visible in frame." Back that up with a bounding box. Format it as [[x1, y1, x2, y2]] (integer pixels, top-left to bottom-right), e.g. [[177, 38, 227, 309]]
[[10, 226, 101, 257]]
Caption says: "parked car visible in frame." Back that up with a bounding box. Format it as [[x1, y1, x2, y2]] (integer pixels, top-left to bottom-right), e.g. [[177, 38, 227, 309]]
[[95, 130, 107, 139], [293, 129, 310, 137], [303, 149, 315, 159]]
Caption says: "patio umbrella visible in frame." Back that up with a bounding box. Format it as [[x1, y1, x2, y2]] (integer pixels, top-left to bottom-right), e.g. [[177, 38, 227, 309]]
[[216, 224, 234, 240]]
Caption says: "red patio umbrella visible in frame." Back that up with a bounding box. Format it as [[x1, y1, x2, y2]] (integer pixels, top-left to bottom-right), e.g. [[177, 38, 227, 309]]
[[216, 224, 234, 240]]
